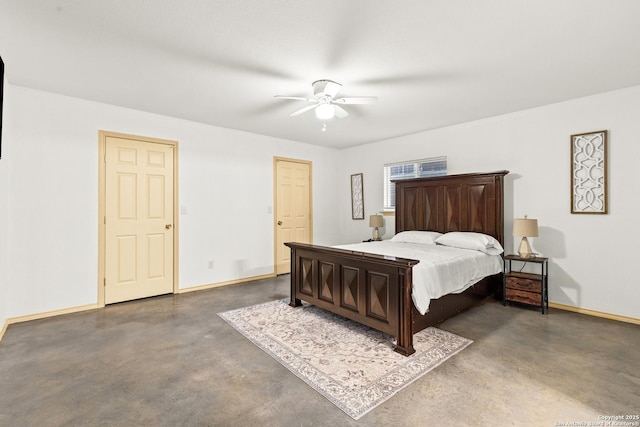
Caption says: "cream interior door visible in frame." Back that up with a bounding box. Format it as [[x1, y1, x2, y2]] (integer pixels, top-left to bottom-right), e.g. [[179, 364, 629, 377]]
[[105, 136, 174, 304], [275, 159, 312, 275]]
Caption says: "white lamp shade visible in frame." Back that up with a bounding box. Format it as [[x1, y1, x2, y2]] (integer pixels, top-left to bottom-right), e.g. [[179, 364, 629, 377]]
[[369, 214, 383, 228], [513, 217, 538, 237]]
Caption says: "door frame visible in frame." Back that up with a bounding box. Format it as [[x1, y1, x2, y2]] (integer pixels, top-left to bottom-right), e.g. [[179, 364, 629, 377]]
[[273, 156, 313, 274], [97, 130, 180, 307]]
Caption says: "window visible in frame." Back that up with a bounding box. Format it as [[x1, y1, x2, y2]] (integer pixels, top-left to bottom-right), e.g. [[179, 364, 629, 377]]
[[383, 157, 447, 211]]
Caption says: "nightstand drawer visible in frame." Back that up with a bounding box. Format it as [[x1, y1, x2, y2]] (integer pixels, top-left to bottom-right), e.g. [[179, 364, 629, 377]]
[[503, 255, 548, 314], [505, 289, 542, 307], [506, 276, 541, 293]]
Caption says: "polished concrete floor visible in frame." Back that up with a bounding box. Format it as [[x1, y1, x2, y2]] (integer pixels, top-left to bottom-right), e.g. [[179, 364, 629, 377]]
[[0, 275, 638, 426]]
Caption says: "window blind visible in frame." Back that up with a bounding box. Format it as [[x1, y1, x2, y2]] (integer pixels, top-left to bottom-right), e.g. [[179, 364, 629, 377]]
[[383, 157, 447, 211]]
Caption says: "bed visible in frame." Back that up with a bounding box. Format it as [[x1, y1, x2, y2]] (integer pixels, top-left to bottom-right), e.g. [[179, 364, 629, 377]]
[[285, 170, 509, 356]]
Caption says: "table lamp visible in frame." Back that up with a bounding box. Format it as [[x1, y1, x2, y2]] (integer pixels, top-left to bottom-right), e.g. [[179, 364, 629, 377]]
[[513, 215, 539, 258], [369, 214, 384, 241]]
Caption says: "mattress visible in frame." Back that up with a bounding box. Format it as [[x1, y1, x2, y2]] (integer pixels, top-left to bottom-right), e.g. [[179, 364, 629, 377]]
[[333, 241, 503, 315]]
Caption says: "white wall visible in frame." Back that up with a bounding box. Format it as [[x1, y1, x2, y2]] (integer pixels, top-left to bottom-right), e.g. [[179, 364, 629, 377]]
[[0, 74, 9, 329], [6, 85, 340, 318], [339, 85, 640, 319], [5, 82, 639, 323]]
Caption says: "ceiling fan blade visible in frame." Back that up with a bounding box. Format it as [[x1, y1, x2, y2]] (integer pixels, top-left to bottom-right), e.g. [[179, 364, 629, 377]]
[[323, 80, 342, 98], [334, 105, 349, 119], [334, 96, 379, 104], [278, 80, 375, 120], [274, 95, 312, 101], [289, 103, 318, 117]]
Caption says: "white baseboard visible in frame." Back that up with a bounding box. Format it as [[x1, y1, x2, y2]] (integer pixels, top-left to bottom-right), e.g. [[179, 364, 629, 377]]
[[7, 280, 633, 345], [178, 273, 276, 294], [549, 302, 640, 325], [0, 274, 278, 343], [0, 303, 99, 343], [0, 320, 8, 342]]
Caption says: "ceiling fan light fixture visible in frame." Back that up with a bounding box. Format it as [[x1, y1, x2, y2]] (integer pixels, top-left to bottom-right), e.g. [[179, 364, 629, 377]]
[[275, 80, 376, 121], [315, 103, 335, 120]]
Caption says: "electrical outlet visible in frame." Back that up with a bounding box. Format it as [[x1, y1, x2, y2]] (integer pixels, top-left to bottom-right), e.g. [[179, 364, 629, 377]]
[[208, 260, 214, 269]]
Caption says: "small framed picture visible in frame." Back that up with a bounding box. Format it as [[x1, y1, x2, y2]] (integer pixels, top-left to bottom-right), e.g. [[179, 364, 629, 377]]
[[570, 130, 607, 214], [350, 173, 364, 220]]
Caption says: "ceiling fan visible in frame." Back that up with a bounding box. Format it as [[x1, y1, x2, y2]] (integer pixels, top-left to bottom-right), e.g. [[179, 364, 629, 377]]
[[274, 80, 378, 120]]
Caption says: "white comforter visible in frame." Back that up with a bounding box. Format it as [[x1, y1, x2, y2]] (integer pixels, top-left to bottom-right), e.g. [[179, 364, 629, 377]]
[[333, 241, 503, 315]]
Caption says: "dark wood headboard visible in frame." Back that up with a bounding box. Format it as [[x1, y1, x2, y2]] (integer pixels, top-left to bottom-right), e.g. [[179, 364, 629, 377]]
[[394, 170, 509, 245]]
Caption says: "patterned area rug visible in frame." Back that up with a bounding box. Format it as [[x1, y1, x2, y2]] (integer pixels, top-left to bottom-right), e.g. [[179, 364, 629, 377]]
[[218, 300, 472, 420]]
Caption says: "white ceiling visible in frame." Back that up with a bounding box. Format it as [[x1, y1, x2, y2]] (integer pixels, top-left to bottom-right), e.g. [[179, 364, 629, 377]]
[[2, 1, 640, 149]]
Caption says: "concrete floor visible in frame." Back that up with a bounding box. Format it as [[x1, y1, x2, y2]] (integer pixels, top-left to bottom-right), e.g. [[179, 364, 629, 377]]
[[0, 275, 638, 427]]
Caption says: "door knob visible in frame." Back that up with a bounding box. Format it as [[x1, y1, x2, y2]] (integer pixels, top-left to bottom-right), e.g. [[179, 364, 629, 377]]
[[277, 221, 282, 226], [165, 224, 172, 229]]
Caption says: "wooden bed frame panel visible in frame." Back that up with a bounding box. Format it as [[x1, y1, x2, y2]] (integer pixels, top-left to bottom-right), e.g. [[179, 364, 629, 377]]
[[286, 170, 508, 356]]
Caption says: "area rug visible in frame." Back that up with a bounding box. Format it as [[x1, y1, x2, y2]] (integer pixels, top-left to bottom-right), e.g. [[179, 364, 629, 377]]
[[218, 300, 472, 420]]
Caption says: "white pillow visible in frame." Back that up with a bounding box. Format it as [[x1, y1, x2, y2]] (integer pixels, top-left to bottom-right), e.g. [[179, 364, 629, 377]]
[[435, 232, 504, 255], [390, 230, 443, 245]]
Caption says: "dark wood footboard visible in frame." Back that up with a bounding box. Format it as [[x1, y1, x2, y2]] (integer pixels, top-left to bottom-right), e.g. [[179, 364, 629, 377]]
[[286, 242, 419, 356]]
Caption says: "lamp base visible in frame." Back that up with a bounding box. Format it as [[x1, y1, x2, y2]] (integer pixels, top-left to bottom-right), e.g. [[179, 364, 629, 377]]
[[517, 237, 533, 258], [372, 227, 381, 241]]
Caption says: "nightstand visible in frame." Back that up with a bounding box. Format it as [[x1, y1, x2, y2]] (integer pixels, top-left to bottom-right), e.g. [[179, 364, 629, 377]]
[[503, 254, 548, 314]]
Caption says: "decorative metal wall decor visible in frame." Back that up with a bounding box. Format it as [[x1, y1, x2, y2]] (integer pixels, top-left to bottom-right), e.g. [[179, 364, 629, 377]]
[[571, 130, 608, 214], [350, 173, 364, 220]]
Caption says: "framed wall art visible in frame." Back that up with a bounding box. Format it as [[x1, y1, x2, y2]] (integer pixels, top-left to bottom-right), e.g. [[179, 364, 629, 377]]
[[570, 130, 608, 214], [350, 173, 364, 220]]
